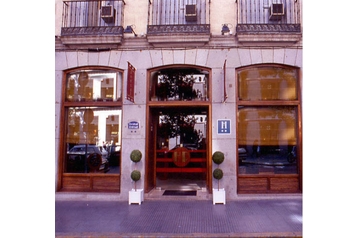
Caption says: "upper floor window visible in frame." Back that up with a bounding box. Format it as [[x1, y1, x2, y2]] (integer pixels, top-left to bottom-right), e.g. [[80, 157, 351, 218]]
[[66, 69, 122, 102], [62, 0, 125, 28], [237, 0, 301, 24], [150, 0, 207, 25]]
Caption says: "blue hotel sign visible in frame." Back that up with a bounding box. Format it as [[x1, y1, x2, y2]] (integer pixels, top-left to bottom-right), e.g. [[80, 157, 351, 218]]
[[218, 119, 231, 134], [128, 121, 139, 129]]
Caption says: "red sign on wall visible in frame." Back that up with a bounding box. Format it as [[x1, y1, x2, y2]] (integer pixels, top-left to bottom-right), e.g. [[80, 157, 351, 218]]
[[223, 59, 228, 103], [127, 61, 136, 103]]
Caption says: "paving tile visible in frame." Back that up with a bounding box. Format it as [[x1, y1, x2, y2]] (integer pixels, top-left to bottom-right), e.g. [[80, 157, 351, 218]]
[[56, 197, 302, 237]]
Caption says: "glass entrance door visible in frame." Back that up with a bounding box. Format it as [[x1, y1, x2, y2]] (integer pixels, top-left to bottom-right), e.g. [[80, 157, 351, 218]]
[[150, 107, 208, 190]]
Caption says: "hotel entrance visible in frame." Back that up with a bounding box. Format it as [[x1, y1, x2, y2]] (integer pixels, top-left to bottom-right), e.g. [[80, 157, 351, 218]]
[[145, 66, 212, 194]]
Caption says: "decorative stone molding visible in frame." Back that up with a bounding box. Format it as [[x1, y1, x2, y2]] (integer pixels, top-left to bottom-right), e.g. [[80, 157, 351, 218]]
[[236, 24, 302, 47], [60, 26, 124, 49], [61, 26, 124, 36], [146, 24, 210, 47], [236, 24, 301, 33], [147, 24, 210, 35]]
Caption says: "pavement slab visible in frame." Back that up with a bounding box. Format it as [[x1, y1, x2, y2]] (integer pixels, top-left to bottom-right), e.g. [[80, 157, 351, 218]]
[[55, 196, 302, 237]]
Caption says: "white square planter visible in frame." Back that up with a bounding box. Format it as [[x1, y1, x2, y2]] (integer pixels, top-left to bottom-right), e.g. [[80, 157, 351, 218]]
[[129, 189, 144, 205], [212, 188, 226, 205]]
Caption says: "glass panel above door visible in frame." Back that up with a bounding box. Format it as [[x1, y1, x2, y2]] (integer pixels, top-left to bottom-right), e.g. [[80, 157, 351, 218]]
[[149, 68, 209, 102]]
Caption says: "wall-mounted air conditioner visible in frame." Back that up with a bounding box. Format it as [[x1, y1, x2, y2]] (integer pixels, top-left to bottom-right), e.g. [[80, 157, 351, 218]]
[[185, 5, 197, 22], [269, 3, 284, 20], [101, 5, 115, 23]]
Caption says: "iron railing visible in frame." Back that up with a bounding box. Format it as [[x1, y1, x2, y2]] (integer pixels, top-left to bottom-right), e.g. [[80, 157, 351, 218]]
[[61, 0, 125, 36], [147, 0, 209, 35], [236, 0, 301, 33]]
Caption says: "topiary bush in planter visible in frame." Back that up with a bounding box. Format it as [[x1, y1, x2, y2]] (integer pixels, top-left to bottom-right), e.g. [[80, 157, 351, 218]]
[[129, 149, 144, 205], [212, 151, 225, 190], [212, 151, 226, 204], [130, 149, 142, 191]]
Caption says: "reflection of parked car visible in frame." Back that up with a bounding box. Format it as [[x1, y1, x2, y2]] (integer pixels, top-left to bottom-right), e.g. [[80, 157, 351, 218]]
[[238, 147, 247, 163], [67, 145, 109, 173], [107, 144, 121, 166], [287, 146, 297, 163], [98, 146, 108, 160]]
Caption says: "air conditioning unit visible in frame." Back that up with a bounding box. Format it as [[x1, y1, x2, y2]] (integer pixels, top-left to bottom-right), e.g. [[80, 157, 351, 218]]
[[101, 5, 115, 23], [185, 5, 197, 22], [269, 3, 284, 20]]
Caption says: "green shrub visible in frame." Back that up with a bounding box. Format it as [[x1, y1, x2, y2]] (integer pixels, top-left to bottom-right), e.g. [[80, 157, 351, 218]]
[[212, 151, 224, 165], [213, 168, 223, 180], [130, 150, 142, 163], [131, 170, 141, 182]]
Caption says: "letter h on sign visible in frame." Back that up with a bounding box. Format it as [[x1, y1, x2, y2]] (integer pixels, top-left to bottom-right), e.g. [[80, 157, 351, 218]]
[[218, 119, 231, 134]]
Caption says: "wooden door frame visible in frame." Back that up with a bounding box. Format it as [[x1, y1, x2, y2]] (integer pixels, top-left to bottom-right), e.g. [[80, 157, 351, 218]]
[[145, 105, 212, 192], [144, 65, 213, 193]]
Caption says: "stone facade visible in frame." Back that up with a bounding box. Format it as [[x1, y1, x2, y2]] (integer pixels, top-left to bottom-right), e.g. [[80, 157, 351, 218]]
[[55, 0, 302, 200]]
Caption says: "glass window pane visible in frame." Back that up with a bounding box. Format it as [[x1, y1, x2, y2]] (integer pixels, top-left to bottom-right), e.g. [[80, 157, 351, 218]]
[[238, 106, 298, 174], [66, 70, 122, 102], [158, 112, 207, 150], [238, 66, 297, 100], [65, 107, 122, 174], [149, 68, 209, 101]]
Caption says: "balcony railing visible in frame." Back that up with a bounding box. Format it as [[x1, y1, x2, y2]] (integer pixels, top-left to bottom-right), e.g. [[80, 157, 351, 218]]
[[146, 0, 210, 46], [235, 0, 301, 46], [147, 0, 209, 35], [236, 0, 301, 33], [61, 0, 125, 36]]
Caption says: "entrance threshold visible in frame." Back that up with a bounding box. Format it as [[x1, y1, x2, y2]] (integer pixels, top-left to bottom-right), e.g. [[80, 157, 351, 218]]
[[145, 178, 210, 200]]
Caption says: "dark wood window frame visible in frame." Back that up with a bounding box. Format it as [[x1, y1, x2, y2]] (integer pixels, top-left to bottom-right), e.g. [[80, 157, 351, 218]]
[[236, 63, 302, 194], [58, 66, 124, 192]]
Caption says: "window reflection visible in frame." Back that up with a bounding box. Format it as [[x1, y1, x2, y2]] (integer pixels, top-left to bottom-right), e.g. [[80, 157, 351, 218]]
[[238, 67, 297, 100], [238, 106, 297, 174], [66, 70, 122, 102], [150, 68, 209, 101], [158, 112, 207, 150], [65, 107, 122, 174]]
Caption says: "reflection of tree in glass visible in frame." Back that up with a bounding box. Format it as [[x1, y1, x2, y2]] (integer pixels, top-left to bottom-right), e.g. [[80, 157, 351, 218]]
[[156, 68, 205, 100], [159, 113, 199, 145]]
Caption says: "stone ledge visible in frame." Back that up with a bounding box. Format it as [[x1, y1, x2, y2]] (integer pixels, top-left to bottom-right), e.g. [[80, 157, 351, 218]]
[[147, 34, 211, 47], [237, 33, 302, 47], [60, 35, 124, 49]]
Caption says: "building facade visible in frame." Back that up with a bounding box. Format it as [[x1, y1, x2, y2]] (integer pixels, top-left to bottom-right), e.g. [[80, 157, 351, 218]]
[[55, 0, 303, 200]]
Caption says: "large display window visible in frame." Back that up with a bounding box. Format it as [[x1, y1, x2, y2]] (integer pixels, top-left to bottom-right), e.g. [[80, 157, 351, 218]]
[[237, 64, 301, 193], [65, 107, 122, 174], [238, 106, 297, 174], [60, 68, 123, 192]]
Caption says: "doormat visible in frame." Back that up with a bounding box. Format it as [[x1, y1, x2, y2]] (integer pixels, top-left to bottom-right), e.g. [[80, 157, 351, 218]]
[[163, 190, 197, 196]]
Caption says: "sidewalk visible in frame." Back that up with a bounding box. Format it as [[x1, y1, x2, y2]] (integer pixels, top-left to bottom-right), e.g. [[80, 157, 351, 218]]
[[55, 193, 302, 237]]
